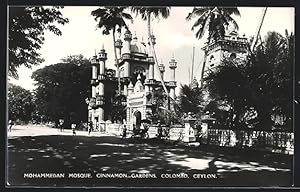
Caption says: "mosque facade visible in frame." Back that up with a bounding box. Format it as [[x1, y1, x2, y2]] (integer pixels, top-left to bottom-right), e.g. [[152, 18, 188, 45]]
[[88, 30, 177, 131]]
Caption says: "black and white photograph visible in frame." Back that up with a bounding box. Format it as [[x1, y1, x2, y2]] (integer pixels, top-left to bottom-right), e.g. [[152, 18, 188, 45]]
[[6, 5, 294, 187]]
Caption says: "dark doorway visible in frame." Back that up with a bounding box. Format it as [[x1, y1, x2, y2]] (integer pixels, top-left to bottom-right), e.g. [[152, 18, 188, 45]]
[[134, 111, 142, 129]]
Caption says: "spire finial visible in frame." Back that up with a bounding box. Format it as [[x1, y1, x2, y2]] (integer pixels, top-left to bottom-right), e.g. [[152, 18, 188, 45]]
[[133, 31, 137, 39], [137, 73, 141, 80]]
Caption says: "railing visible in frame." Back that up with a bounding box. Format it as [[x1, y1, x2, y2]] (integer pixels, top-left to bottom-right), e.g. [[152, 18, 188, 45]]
[[206, 129, 294, 154]]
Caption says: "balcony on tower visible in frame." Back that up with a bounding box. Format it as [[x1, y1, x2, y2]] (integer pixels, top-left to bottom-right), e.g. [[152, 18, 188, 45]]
[[169, 58, 177, 69], [96, 95, 105, 106], [89, 97, 96, 108], [98, 74, 106, 81], [98, 49, 107, 61], [91, 55, 98, 65]]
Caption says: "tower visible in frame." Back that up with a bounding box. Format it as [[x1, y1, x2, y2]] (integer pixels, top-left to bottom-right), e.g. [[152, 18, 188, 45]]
[[202, 30, 249, 78], [158, 61, 165, 81], [89, 55, 98, 123], [97, 46, 107, 122], [169, 57, 177, 101]]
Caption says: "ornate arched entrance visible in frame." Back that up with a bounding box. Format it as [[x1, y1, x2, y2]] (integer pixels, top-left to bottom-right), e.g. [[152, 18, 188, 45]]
[[134, 110, 142, 129]]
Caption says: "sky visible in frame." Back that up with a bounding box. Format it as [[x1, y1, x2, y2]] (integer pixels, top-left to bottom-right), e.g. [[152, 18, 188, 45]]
[[9, 6, 295, 95]]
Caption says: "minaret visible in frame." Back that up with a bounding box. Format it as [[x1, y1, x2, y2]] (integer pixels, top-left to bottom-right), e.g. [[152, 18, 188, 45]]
[[148, 33, 156, 80], [169, 56, 177, 101], [91, 54, 98, 98], [159, 61, 165, 81], [115, 39, 123, 62], [144, 32, 156, 93], [122, 30, 132, 96], [90, 54, 98, 123], [97, 45, 107, 122]]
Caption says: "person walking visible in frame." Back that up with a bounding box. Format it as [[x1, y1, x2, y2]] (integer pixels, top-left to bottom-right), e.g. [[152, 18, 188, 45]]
[[59, 119, 64, 132], [71, 123, 76, 136], [8, 120, 13, 132], [88, 121, 93, 135], [121, 124, 127, 139]]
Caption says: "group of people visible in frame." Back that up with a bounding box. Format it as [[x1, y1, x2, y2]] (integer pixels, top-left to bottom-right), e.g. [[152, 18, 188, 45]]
[[121, 122, 150, 140], [57, 119, 95, 136]]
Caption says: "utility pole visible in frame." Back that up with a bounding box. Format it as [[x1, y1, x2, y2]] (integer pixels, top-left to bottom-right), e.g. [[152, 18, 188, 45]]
[[191, 46, 195, 85], [250, 8, 268, 52]]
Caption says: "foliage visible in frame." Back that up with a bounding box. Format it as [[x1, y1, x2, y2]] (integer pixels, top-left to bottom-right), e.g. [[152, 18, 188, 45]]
[[186, 7, 240, 42], [131, 7, 171, 21], [9, 6, 68, 79], [91, 6, 132, 35], [110, 94, 127, 123], [147, 87, 182, 126], [8, 83, 35, 123], [31, 55, 91, 126], [205, 31, 293, 131], [179, 84, 204, 114]]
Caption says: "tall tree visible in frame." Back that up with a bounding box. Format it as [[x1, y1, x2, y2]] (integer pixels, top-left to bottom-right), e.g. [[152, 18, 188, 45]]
[[186, 7, 240, 87], [179, 84, 204, 114], [8, 83, 35, 123], [131, 7, 171, 96], [32, 55, 91, 126], [91, 6, 133, 95], [9, 6, 68, 79]]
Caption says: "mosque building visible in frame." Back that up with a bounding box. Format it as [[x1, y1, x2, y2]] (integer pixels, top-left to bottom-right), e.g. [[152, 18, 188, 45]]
[[88, 30, 177, 130]]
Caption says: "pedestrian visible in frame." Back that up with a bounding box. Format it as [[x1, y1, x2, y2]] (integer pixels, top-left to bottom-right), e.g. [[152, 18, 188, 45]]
[[157, 121, 163, 139], [71, 123, 76, 136], [121, 125, 127, 139], [88, 121, 93, 135], [8, 120, 13, 132], [59, 119, 64, 132]]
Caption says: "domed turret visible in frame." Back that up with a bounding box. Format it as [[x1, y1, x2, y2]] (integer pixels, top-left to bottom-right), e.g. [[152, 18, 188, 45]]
[[130, 41, 148, 55]]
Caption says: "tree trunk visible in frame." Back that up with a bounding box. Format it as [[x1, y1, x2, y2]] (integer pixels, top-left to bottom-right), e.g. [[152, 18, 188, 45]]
[[200, 50, 208, 88], [112, 29, 121, 95], [147, 15, 169, 98]]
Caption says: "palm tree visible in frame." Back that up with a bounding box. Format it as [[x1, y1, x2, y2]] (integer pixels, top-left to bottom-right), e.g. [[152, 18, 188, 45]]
[[131, 7, 171, 96], [186, 7, 241, 87], [91, 6, 133, 95]]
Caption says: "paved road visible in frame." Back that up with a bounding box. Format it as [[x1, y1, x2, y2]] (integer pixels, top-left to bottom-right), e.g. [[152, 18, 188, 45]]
[[7, 125, 293, 187]]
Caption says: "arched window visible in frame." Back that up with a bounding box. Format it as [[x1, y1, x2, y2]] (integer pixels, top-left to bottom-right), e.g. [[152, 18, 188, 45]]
[[230, 53, 237, 59], [209, 55, 215, 67]]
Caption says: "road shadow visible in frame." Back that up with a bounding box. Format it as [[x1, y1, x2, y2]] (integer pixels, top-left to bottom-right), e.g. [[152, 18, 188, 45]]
[[7, 134, 293, 187]]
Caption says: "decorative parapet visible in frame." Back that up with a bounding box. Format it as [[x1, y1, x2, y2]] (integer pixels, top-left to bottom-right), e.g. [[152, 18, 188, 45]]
[[98, 74, 106, 81], [144, 79, 156, 86], [122, 53, 131, 60], [147, 57, 155, 63], [167, 81, 177, 88]]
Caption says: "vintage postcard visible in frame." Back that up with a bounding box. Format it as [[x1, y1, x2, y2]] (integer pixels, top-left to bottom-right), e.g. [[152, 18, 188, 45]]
[[6, 5, 294, 187]]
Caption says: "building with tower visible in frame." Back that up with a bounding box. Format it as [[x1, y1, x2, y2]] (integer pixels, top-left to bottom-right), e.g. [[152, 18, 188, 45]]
[[88, 30, 177, 131], [202, 30, 250, 78], [200, 29, 250, 113]]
